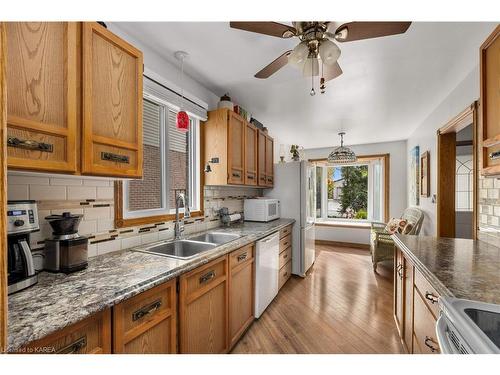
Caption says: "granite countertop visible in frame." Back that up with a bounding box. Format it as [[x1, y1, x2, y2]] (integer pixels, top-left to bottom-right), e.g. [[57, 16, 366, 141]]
[[8, 218, 295, 351], [393, 234, 500, 305]]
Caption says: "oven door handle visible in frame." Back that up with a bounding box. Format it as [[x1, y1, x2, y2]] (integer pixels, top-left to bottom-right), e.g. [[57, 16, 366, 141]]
[[435, 314, 456, 354]]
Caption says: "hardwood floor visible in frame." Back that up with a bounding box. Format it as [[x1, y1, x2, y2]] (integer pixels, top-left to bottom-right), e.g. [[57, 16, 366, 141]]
[[231, 244, 404, 354]]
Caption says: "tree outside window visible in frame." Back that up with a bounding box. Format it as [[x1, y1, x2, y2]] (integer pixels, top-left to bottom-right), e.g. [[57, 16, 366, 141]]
[[327, 165, 368, 219]]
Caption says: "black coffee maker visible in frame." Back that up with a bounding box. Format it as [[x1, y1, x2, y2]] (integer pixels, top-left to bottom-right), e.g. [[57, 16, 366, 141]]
[[44, 212, 89, 273], [7, 200, 39, 295]]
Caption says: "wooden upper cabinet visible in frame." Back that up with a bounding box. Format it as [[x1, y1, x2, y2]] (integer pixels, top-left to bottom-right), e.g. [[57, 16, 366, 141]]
[[82, 22, 143, 178], [265, 135, 274, 186], [481, 25, 500, 175], [244, 122, 258, 185], [227, 111, 245, 184], [257, 129, 274, 187], [257, 130, 266, 186], [5, 22, 78, 173]]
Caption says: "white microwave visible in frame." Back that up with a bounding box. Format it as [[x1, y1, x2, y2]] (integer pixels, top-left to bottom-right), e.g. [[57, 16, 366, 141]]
[[244, 198, 280, 222]]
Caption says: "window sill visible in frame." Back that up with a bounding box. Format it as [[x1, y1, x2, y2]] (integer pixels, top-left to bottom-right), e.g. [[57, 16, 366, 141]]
[[315, 220, 373, 229]]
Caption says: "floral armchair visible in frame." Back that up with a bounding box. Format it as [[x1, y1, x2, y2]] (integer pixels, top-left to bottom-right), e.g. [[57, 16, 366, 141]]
[[370, 207, 424, 272]]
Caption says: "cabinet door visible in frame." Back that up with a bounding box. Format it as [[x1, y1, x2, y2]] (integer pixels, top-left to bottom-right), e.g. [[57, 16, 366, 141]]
[[113, 279, 177, 353], [413, 291, 440, 354], [244, 122, 258, 185], [265, 135, 274, 186], [82, 22, 143, 178], [229, 245, 254, 348], [179, 256, 229, 353], [481, 25, 500, 174], [227, 112, 245, 184], [257, 130, 267, 186], [22, 309, 111, 354], [6, 22, 78, 173], [393, 247, 404, 337], [403, 256, 414, 353]]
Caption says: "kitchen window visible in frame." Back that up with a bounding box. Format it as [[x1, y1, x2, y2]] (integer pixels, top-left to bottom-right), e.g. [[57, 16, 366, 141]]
[[314, 154, 389, 223], [115, 76, 205, 226]]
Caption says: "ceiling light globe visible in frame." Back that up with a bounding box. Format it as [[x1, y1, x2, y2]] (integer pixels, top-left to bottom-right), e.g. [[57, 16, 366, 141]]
[[319, 39, 341, 66], [302, 56, 319, 77], [288, 41, 309, 67]]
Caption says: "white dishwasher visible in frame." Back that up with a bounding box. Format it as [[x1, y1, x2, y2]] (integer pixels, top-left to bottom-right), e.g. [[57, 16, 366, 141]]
[[254, 232, 280, 318]]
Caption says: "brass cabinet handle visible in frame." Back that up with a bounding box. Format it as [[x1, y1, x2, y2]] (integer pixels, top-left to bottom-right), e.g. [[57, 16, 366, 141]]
[[7, 137, 53, 153], [132, 299, 162, 321], [424, 336, 439, 352], [101, 151, 130, 164], [283, 241, 289, 247], [260, 176, 266, 181], [199, 270, 216, 284], [283, 253, 288, 259], [56, 335, 87, 354], [237, 252, 247, 262], [232, 172, 241, 178], [425, 292, 439, 304], [247, 175, 254, 180], [490, 151, 500, 160]]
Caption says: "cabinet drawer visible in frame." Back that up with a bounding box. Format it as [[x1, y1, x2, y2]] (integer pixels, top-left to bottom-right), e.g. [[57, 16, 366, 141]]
[[229, 244, 254, 269], [278, 261, 292, 290], [413, 291, 440, 354], [184, 256, 227, 300], [113, 280, 175, 345], [414, 268, 440, 319], [22, 309, 111, 354], [279, 234, 292, 253], [279, 225, 292, 239], [279, 246, 292, 269]]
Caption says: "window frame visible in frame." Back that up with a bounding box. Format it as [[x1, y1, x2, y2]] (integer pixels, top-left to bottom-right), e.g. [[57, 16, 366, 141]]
[[311, 154, 390, 225], [114, 94, 204, 229]]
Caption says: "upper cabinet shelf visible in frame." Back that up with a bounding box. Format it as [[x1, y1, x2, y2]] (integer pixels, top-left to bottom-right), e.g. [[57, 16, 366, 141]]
[[480, 25, 500, 176], [5, 22, 144, 178], [203, 108, 273, 187]]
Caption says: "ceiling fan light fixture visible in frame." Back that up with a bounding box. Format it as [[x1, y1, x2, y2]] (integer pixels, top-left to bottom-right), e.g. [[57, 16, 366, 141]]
[[319, 39, 341, 66], [327, 132, 357, 164], [302, 56, 319, 77], [288, 41, 309, 67]]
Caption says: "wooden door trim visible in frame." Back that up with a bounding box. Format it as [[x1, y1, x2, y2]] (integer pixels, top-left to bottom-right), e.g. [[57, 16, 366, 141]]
[[0, 22, 8, 353], [436, 102, 477, 238]]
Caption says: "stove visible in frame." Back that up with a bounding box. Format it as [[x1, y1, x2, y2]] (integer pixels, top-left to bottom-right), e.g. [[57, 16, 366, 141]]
[[437, 297, 500, 354]]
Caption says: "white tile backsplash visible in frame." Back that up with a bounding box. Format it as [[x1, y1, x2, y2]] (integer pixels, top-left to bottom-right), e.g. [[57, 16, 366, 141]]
[[121, 236, 142, 249], [97, 186, 114, 200], [8, 184, 29, 200], [97, 239, 121, 255], [67, 186, 97, 200], [30, 185, 67, 200], [141, 232, 159, 245], [84, 206, 110, 220], [50, 177, 83, 186]]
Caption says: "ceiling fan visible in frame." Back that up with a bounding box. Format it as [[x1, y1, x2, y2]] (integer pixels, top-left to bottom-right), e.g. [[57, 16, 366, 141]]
[[230, 21, 411, 95]]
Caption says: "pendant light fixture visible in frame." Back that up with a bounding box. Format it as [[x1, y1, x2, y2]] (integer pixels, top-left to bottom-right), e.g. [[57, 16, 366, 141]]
[[327, 132, 357, 164], [175, 51, 190, 133]]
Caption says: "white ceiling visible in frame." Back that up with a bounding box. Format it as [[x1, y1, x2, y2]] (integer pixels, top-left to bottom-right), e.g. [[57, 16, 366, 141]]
[[113, 22, 496, 149]]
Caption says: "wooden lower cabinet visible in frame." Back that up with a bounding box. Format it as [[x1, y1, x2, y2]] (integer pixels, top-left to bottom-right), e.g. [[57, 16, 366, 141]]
[[21, 309, 111, 354], [394, 245, 441, 354], [228, 244, 255, 348], [179, 255, 229, 353], [113, 279, 177, 353]]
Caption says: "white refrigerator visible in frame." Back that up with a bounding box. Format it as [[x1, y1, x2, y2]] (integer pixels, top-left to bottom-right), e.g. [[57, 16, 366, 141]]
[[264, 161, 316, 277]]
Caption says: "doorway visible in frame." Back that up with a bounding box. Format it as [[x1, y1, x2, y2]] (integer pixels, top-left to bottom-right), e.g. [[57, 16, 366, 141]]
[[437, 102, 478, 239]]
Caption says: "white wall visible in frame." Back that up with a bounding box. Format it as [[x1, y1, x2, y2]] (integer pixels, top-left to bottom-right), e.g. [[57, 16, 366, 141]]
[[406, 66, 479, 236], [316, 226, 371, 245], [107, 23, 220, 111], [304, 140, 408, 220]]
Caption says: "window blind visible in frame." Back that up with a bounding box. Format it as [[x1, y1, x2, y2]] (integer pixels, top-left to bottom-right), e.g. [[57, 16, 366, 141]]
[[143, 76, 208, 121], [142, 99, 161, 147]]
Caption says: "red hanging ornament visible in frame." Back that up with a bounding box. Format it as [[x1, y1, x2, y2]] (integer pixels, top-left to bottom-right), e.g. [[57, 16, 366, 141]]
[[176, 110, 189, 132]]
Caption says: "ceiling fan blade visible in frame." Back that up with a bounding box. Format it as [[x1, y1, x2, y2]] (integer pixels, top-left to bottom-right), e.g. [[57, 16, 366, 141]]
[[255, 50, 292, 78], [333, 22, 411, 42], [230, 22, 296, 38], [323, 62, 343, 82]]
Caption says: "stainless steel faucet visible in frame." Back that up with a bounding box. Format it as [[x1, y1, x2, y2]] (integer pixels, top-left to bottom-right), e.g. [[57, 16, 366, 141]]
[[174, 192, 191, 240]]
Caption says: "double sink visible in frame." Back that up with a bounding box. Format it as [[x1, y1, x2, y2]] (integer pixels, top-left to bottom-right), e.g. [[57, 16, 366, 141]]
[[133, 232, 241, 260]]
